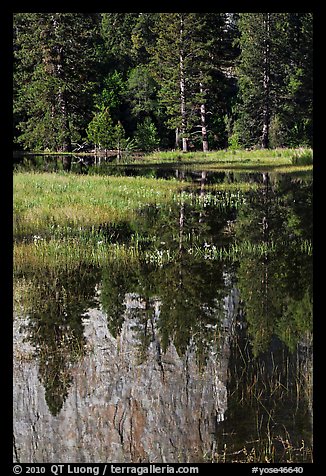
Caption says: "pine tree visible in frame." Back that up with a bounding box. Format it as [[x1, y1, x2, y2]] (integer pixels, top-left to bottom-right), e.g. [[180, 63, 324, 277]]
[[100, 13, 140, 72], [233, 13, 313, 149], [146, 13, 187, 151], [134, 117, 160, 152], [234, 13, 282, 148], [86, 108, 114, 154], [278, 13, 313, 147], [125, 65, 158, 120], [148, 13, 236, 152], [183, 13, 238, 151], [13, 13, 101, 151]]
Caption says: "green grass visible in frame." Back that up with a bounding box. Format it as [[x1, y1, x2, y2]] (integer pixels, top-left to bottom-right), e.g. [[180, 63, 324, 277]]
[[13, 170, 262, 272], [13, 165, 312, 274], [14, 238, 141, 274], [14, 172, 187, 238], [13, 171, 190, 273], [291, 148, 313, 165], [14, 171, 260, 240], [137, 147, 313, 171]]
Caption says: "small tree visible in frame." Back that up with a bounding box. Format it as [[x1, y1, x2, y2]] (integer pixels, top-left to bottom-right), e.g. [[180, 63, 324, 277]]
[[86, 108, 114, 154], [113, 121, 125, 160], [134, 117, 160, 152]]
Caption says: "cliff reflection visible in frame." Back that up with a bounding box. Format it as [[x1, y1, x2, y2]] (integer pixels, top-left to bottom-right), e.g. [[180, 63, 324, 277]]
[[14, 267, 100, 416]]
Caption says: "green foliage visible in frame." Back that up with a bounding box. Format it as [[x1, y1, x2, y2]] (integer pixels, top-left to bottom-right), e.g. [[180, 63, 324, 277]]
[[228, 132, 241, 150], [13, 13, 101, 151], [13, 12, 312, 152], [126, 66, 158, 118], [134, 117, 160, 151], [148, 13, 236, 149], [268, 115, 287, 148], [291, 149, 313, 166], [94, 71, 126, 115], [233, 13, 312, 149], [86, 108, 114, 150], [100, 13, 140, 70], [113, 121, 138, 159]]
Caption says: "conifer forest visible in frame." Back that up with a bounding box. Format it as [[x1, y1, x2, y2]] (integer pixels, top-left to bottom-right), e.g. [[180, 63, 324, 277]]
[[13, 13, 313, 154]]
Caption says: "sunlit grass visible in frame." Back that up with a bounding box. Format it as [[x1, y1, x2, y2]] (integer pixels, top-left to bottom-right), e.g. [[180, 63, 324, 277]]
[[14, 172, 186, 237], [13, 171, 252, 274], [14, 238, 141, 274], [134, 148, 312, 172], [13, 169, 312, 275], [13, 171, 255, 241]]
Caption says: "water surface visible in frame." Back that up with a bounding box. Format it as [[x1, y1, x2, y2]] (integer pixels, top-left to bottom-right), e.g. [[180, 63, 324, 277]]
[[13, 159, 313, 463]]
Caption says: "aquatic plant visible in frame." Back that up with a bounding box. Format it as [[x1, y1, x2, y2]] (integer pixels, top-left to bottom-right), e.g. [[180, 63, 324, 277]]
[[14, 238, 141, 274], [189, 238, 312, 262]]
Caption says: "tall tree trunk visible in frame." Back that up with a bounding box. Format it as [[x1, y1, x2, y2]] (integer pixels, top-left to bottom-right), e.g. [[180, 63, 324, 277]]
[[57, 90, 72, 153], [179, 15, 188, 152], [52, 15, 72, 153], [261, 13, 271, 149], [199, 81, 209, 152]]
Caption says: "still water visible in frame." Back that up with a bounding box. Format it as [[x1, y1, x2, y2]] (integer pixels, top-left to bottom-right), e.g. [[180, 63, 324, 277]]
[[13, 156, 313, 463]]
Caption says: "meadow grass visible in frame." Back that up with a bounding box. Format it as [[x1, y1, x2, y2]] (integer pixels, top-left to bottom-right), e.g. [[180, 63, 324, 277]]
[[13, 167, 312, 274], [13, 171, 193, 274], [14, 238, 141, 274], [14, 172, 186, 238], [138, 147, 313, 171], [13, 169, 260, 273], [13, 170, 259, 240]]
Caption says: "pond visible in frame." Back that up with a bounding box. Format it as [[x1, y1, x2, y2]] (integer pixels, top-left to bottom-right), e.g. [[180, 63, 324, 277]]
[[13, 155, 313, 463]]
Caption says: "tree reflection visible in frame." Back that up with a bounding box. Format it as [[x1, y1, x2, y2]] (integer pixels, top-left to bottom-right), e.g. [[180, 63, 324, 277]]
[[212, 172, 313, 460], [101, 193, 236, 367], [19, 267, 100, 416], [13, 170, 312, 460], [216, 332, 313, 462], [101, 261, 140, 338], [154, 256, 227, 364], [234, 174, 312, 356]]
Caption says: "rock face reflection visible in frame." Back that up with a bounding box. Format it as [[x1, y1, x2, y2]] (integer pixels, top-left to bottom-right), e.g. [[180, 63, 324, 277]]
[[14, 289, 237, 463]]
